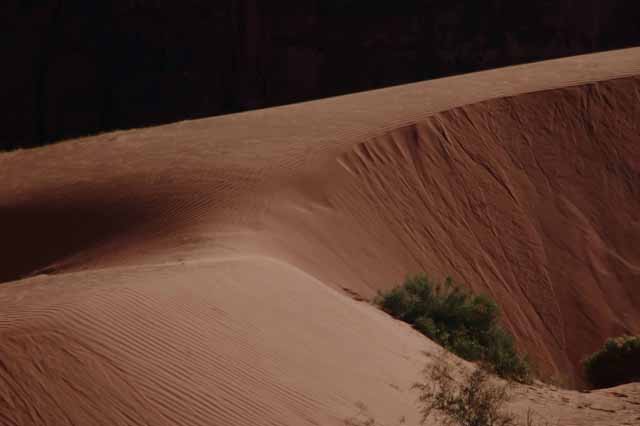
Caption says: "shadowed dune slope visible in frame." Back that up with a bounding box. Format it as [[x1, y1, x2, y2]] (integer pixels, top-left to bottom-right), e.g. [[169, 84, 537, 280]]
[[1, 49, 640, 424], [329, 77, 640, 384]]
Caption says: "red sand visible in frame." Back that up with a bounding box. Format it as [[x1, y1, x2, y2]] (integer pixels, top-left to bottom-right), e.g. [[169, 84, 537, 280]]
[[1, 48, 640, 425]]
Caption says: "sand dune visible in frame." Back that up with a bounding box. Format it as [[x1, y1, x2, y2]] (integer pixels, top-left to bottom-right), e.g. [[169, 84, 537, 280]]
[[1, 48, 640, 425]]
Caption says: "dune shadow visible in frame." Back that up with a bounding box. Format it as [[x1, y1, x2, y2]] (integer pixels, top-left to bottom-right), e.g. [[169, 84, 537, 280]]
[[0, 194, 155, 283]]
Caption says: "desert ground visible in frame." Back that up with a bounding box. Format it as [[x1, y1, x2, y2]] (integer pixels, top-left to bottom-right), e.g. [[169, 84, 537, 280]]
[[1, 48, 640, 425]]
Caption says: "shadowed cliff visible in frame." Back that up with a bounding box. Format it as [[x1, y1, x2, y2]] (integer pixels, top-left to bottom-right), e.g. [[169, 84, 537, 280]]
[[2, 0, 640, 150]]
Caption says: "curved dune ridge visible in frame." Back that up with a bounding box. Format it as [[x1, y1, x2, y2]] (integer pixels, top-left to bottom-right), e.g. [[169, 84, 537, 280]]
[[2, 48, 640, 425]]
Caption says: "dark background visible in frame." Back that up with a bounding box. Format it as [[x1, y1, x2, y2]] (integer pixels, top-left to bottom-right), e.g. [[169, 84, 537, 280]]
[[2, 1, 639, 150]]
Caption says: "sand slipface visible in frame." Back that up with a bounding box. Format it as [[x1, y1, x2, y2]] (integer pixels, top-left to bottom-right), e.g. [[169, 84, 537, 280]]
[[1, 48, 640, 425]]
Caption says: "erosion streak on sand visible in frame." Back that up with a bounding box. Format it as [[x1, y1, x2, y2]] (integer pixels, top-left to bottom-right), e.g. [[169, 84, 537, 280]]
[[1, 48, 640, 425]]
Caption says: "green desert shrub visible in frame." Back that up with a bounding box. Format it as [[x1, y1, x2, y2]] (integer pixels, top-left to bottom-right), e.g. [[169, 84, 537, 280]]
[[376, 275, 531, 383], [583, 335, 640, 388]]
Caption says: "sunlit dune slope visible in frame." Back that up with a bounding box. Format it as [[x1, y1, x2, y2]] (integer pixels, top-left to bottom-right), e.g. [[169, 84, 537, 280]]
[[0, 259, 437, 425], [1, 48, 640, 425]]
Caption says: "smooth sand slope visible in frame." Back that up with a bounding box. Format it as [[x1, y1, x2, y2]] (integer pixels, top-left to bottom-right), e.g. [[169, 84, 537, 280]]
[[1, 48, 640, 425]]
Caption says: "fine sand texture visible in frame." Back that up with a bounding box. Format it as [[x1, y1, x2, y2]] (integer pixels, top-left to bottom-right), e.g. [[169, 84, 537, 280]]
[[1, 48, 640, 425]]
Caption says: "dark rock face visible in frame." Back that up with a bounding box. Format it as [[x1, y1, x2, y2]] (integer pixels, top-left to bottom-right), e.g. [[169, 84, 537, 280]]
[[2, 1, 639, 150]]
